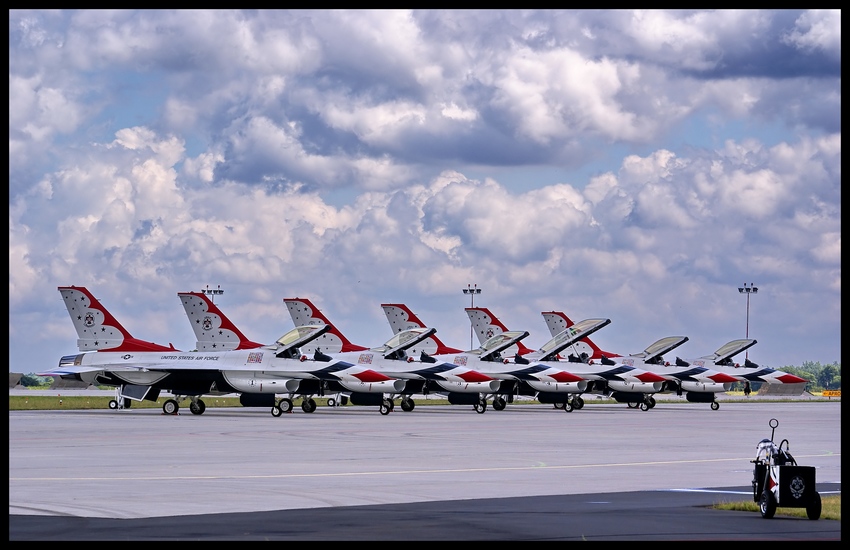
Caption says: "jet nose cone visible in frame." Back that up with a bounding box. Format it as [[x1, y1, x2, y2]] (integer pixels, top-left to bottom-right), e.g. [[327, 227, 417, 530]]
[[549, 371, 584, 383], [458, 370, 493, 383], [777, 373, 807, 384], [637, 372, 667, 383], [710, 372, 739, 383], [353, 369, 393, 383]]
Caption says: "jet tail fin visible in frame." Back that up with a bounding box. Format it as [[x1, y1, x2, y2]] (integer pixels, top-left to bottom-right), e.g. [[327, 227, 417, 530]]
[[178, 291, 264, 351], [284, 297, 368, 352], [381, 303, 463, 355], [58, 286, 177, 352], [465, 307, 535, 355]]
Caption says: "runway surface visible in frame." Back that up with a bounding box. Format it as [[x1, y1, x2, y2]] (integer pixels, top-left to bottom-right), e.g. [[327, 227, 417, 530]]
[[9, 400, 841, 540]]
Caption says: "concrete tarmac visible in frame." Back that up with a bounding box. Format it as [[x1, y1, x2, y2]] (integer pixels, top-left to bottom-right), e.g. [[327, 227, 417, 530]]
[[9, 401, 841, 540]]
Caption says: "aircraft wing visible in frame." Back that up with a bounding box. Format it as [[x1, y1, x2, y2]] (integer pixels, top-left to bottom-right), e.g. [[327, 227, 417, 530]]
[[537, 318, 611, 361], [38, 363, 132, 378]]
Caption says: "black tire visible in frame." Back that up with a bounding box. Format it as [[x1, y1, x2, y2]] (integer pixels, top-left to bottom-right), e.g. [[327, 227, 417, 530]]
[[475, 400, 487, 414], [400, 398, 415, 412], [189, 400, 205, 415], [807, 492, 822, 520], [759, 489, 777, 519], [640, 401, 650, 411], [162, 399, 179, 415], [278, 398, 293, 413], [711, 401, 720, 411], [271, 405, 283, 417], [302, 398, 317, 413], [108, 400, 118, 410], [379, 403, 391, 415], [574, 396, 585, 409], [553, 402, 565, 410], [628, 402, 638, 409], [492, 397, 506, 411], [564, 401, 573, 412], [327, 397, 336, 407], [647, 396, 656, 408]]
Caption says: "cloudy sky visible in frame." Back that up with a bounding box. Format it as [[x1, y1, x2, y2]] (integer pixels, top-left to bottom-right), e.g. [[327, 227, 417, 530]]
[[10, 10, 840, 376]]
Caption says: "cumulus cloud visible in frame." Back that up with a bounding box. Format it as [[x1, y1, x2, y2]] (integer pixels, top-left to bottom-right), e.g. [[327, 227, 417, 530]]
[[783, 9, 841, 58]]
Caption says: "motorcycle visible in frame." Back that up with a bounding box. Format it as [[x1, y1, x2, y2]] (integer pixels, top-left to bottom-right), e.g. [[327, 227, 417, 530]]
[[751, 418, 821, 520]]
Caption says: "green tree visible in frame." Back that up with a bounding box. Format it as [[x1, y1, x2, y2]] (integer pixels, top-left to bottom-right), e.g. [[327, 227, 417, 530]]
[[19, 373, 51, 387], [817, 364, 840, 390]]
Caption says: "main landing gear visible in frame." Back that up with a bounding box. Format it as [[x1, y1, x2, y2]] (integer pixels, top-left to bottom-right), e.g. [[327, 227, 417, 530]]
[[271, 397, 295, 417], [161, 396, 206, 415], [553, 395, 585, 412], [268, 397, 319, 416], [379, 398, 395, 415], [270, 395, 400, 416], [627, 395, 656, 411]]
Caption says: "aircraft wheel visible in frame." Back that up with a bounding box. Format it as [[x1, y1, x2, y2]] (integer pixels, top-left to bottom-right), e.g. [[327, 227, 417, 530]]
[[492, 396, 506, 411], [807, 492, 822, 520], [640, 401, 650, 411], [400, 398, 415, 412], [759, 489, 777, 519], [278, 398, 293, 413], [379, 403, 391, 415], [190, 400, 206, 415], [553, 402, 565, 410], [574, 396, 585, 409], [387, 399, 395, 411], [648, 396, 656, 408], [711, 401, 720, 411], [162, 399, 179, 415], [474, 401, 487, 414], [302, 398, 317, 413], [628, 402, 638, 409], [327, 397, 336, 407], [108, 399, 119, 410], [564, 401, 573, 412], [271, 405, 283, 417]]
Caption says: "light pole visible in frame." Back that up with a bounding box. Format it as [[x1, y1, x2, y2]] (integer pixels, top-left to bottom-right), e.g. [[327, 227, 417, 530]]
[[462, 283, 482, 349], [738, 283, 758, 360], [203, 284, 224, 304]]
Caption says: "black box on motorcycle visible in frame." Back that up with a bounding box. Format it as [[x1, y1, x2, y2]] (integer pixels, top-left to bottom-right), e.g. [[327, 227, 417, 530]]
[[753, 464, 817, 507], [775, 465, 817, 507]]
